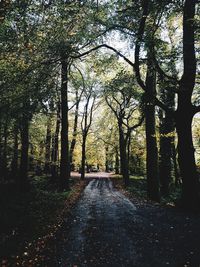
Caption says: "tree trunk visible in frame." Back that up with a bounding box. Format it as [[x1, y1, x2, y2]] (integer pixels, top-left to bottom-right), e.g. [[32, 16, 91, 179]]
[[45, 115, 52, 174], [0, 115, 2, 181], [175, 106, 199, 209], [51, 105, 60, 178], [105, 145, 109, 172], [172, 143, 180, 187], [145, 56, 160, 202], [118, 122, 129, 186], [81, 134, 86, 180], [19, 115, 29, 191], [115, 146, 119, 174], [175, 0, 199, 209], [158, 86, 175, 196], [127, 132, 131, 173], [70, 93, 80, 171], [2, 118, 8, 181], [60, 59, 70, 190], [11, 123, 19, 181]]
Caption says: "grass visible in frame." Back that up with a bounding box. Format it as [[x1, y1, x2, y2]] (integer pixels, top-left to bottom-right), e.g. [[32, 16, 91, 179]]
[[111, 174, 182, 205]]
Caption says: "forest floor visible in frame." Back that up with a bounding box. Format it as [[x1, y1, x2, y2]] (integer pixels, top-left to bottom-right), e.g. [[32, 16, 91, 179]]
[[1, 173, 200, 267]]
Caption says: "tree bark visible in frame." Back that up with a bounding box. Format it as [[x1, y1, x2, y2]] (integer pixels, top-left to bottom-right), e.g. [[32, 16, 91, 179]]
[[0, 115, 2, 181], [19, 114, 29, 191], [81, 134, 86, 180], [145, 56, 160, 202], [51, 105, 60, 178], [115, 146, 119, 174], [80, 92, 95, 180], [70, 90, 80, 170], [159, 86, 175, 196], [105, 145, 109, 172], [45, 115, 52, 174], [2, 118, 8, 181], [11, 123, 19, 181], [175, 106, 199, 209], [60, 59, 70, 190], [118, 121, 129, 186], [175, 0, 200, 209], [172, 143, 180, 187]]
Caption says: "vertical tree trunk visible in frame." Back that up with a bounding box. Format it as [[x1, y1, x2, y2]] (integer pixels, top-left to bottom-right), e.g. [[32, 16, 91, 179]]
[[60, 59, 70, 190], [81, 134, 86, 180], [175, 0, 199, 209], [158, 86, 175, 196], [51, 105, 60, 178], [118, 122, 129, 186], [80, 92, 95, 179], [127, 132, 131, 173], [19, 115, 29, 191], [0, 115, 3, 181], [11, 123, 19, 181], [2, 118, 8, 180], [115, 146, 119, 174], [145, 56, 160, 202], [175, 106, 199, 209], [105, 145, 109, 172], [45, 115, 52, 174], [172, 143, 180, 187], [159, 116, 172, 196], [70, 91, 80, 170]]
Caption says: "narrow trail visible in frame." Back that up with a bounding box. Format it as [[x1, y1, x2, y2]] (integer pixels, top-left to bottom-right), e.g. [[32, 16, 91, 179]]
[[55, 176, 200, 267]]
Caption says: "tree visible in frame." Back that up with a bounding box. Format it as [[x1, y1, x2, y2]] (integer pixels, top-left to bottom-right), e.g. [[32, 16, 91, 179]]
[[104, 70, 143, 186], [151, 0, 200, 208], [80, 84, 97, 180], [174, 0, 200, 209]]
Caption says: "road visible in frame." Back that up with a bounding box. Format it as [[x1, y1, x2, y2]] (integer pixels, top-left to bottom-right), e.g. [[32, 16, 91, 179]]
[[56, 177, 138, 267], [55, 176, 200, 267]]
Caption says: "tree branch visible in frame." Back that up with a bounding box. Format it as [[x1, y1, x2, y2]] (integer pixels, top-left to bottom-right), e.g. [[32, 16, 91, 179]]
[[134, 0, 149, 91], [154, 97, 175, 115], [73, 44, 135, 68], [193, 105, 200, 114]]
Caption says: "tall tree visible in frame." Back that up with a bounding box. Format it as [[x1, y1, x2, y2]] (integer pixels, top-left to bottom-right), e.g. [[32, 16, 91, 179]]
[[80, 86, 96, 180], [104, 70, 143, 186], [175, 0, 200, 209], [60, 56, 70, 190]]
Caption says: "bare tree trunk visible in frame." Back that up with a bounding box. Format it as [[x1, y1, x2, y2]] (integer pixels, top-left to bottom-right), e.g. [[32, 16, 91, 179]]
[[176, 110, 199, 209], [172, 143, 180, 187], [60, 58, 70, 190], [2, 118, 8, 181], [145, 56, 160, 202], [51, 105, 60, 178], [158, 85, 175, 196], [70, 91, 80, 171], [81, 134, 86, 180], [115, 146, 119, 174], [118, 121, 129, 186], [175, 0, 199, 209], [19, 114, 29, 191], [105, 145, 109, 172], [45, 115, 52, 174], [80, 92, 96, 180], [0, 115, 3, 181], [127, 132, 131, 173], [11, 122, 19, 181]]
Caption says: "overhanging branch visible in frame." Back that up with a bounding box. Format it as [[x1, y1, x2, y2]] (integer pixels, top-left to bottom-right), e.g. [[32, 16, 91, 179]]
[[72, 44, 135, 68]]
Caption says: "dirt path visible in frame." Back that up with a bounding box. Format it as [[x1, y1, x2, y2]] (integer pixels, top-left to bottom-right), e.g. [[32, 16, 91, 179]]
[[55, 177, 200, 267]]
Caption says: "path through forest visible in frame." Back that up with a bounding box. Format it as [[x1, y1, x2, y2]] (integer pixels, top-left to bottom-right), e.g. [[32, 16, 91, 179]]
[[55, 176, 200, 267]]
